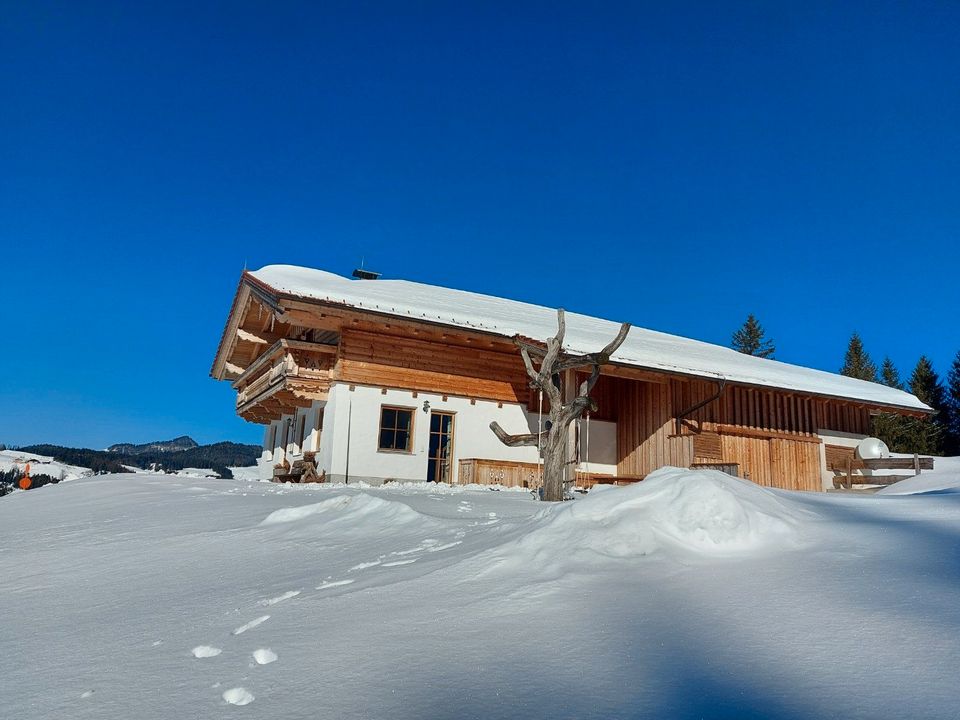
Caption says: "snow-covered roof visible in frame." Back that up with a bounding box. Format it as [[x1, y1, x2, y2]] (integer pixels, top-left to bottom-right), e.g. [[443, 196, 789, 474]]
[[248, 265, 929, 412]]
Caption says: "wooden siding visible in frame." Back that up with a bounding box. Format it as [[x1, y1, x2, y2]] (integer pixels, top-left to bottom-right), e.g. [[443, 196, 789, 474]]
[[716, 434, 822, 491], [337, 329, 531, 404], [674, 379, 871, 436], [570, 375, 870, 438], [614, 376, 829, 492], [616, 380, 694, 476], [824, 444, 856, 472], [692, 431, 723, 460]]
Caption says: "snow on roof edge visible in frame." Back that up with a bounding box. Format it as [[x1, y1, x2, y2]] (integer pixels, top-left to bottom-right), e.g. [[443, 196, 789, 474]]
[[246, 265, 930, 413]]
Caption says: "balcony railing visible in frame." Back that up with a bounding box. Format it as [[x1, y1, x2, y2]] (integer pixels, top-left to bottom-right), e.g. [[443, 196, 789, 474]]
[[233, 339, 336, 422]]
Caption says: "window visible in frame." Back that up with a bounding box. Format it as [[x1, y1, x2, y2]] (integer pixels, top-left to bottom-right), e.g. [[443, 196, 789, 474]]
[[378, 406, 414, 452]]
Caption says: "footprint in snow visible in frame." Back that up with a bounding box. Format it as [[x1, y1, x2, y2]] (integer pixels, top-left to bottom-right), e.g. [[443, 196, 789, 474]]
[[232, 615, 270, 635], [427, 540, 462, 552], [259, 590, 300, 606], [223, 687, 255, 706], [192, 645, 222, 658], [382, 559, 417, 567], [393, 546, 424, 557], [349, 560, 382, 571], [252, 648, 278, 665], [316, 579, 355, 590]]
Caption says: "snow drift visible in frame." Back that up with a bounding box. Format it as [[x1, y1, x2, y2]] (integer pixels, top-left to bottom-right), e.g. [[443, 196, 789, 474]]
[[259, 492, 435, 536], [877, 456, 960, 495], [488, 467, 807, 576]]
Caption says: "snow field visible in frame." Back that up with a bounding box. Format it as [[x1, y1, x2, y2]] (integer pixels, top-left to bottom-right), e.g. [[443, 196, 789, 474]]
[[3, 466, 960, 718]]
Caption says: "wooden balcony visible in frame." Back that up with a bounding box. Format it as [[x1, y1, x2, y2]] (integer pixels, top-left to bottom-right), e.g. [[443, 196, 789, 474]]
[[233, 339, 335, 423]]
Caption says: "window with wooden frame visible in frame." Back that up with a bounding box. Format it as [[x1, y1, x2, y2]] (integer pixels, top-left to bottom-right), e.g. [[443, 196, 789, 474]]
[[378, 406, 414, 453]]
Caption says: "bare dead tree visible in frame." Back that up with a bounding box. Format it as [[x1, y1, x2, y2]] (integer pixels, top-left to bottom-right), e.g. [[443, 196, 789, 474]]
[[490, 309, 631, 501]]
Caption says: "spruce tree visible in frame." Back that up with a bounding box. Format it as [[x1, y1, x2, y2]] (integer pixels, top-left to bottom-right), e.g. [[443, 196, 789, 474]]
[[945, 351, 960, 456], [731, 314, 775, 358], [872, 357, 911, 452], [840, 332, 878, 382], [879, 357, 904, 390], [910, 356, 945, 411], [904, 356, 945, 455]]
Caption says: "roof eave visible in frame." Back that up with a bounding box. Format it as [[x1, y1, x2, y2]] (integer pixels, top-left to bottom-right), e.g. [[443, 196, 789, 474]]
[[239, 275, 931, 416]]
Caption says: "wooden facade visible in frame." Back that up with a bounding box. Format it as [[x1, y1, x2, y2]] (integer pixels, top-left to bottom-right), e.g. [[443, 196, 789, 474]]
[[337, 329, 531, 404], [213, 271, 929, 493]]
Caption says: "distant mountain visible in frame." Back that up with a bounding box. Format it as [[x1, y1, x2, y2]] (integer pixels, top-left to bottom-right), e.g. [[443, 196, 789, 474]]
[[108, 436, 199, 454], [19, 439, 262, 480]]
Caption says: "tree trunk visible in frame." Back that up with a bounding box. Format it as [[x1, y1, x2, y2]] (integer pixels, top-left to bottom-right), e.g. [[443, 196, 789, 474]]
[[548, 425, 572, 501], [489, 309, 631, 501]]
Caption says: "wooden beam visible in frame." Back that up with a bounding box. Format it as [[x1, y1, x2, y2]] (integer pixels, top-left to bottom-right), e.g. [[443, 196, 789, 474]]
[[706, 422, 822, 444], [600, 364, 669, 384], [275, 308, 344, 331], [237, 328, 280, 345], [862, 456, 935, 471]]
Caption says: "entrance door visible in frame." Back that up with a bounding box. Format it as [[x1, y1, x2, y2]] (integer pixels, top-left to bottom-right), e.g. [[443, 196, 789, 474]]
[[427, 412, 455, 483]]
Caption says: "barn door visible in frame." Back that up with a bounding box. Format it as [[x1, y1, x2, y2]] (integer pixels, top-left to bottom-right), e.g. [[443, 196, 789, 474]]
[[427, 412, 455, 483]]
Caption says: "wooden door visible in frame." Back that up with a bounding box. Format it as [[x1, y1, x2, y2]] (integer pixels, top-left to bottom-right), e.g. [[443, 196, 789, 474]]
[[427, 412, 455, 483]]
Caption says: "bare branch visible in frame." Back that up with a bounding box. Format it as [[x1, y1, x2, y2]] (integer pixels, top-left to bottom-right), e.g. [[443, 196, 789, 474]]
[[515, 338, 548, 358], [550, 324, 631, 373], [579, 364, 602, 397], [489, 421, 540, 448], [518, 346, 540, 385], [598, 322, 631, 359], [540, 309, 566, 373], [558, 395, 598, 427]]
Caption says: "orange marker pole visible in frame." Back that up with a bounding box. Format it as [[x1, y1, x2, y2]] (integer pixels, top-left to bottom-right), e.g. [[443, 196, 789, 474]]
[[18, 463, 31, 490]]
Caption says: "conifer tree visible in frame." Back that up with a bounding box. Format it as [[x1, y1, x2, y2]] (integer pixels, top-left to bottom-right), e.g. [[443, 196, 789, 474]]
[[731, 314, 775, 358], [840, 332, 878, 382], [879, 357, 904, 390], [904, 356, 945, 455], [944, 351, 960, 456], [910, 356, 945, 412], [872, 357, 911, 452]]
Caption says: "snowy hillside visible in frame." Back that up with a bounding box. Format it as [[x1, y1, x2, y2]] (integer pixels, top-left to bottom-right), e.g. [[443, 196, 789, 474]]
[[0, 448, 256, 485], [3, 468, 960, 719], [0, 448, 92, 481]]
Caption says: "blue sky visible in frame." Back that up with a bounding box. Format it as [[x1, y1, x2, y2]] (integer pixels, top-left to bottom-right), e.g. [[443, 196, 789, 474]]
[[1, 1, 958, 449]]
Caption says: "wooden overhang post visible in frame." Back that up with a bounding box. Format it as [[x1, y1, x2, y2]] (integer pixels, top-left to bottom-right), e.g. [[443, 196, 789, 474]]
[[490, 309, 631, 501]]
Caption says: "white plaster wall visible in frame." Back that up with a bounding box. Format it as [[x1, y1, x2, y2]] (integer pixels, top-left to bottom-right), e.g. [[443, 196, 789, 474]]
[[817, 428, 868, 490], [258, 424, 276, 480], [319, 383, 542, 484]]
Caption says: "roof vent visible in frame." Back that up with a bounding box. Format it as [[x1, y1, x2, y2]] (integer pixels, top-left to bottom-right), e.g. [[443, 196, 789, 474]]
[[352, 268, 381, 280]]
